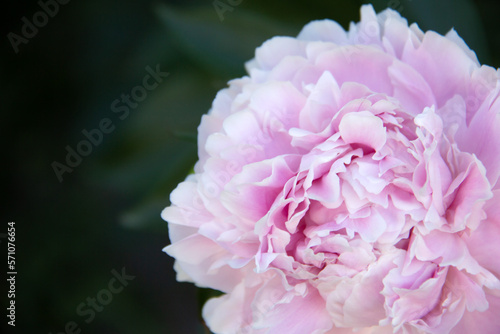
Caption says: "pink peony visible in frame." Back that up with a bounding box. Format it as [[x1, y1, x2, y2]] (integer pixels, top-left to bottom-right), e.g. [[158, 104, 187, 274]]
[[162, 5, 500, 333]]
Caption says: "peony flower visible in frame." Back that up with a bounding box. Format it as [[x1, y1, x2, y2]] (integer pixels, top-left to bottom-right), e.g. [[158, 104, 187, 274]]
[[162, 5, 500, 333]]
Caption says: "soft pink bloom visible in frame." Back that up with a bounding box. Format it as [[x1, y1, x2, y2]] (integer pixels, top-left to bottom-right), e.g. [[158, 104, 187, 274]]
[[163, 5, 500, 333]]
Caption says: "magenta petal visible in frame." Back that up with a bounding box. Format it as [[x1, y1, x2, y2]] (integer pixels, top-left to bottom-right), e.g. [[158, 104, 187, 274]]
[[339, 111, 387, 151], [451, 290, 500, 334], [163, 4, 500, 334]]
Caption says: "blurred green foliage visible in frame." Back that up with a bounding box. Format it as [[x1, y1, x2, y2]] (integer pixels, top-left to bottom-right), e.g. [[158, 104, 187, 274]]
[[2, 0, 499, 333]]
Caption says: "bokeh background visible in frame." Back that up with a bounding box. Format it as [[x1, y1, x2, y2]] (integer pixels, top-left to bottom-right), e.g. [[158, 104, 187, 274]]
[[2, 0, 499, 333]]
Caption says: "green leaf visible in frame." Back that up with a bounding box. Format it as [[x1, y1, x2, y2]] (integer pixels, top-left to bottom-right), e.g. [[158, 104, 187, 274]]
[[87, 69, 212, 196], [155, 3, 297, 76], [120, 197, 168, 231], [173, 130, 198, 143]]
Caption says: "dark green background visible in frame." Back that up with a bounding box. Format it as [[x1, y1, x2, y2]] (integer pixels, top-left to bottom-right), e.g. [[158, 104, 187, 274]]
[[2, 0, 499, 333]]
